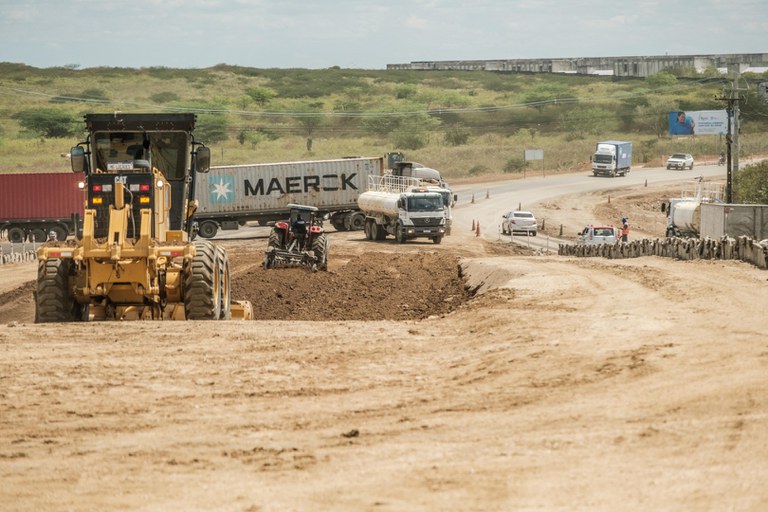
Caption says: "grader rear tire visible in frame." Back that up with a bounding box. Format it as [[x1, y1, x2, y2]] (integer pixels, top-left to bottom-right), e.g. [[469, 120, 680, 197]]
[[184, 241, 222, 320], [35, 258, 80, 323]]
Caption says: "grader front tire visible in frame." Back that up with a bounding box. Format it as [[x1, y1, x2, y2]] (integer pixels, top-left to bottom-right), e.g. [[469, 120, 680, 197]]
[[184, 241, 222, 320], [35, 258, 80, 323]]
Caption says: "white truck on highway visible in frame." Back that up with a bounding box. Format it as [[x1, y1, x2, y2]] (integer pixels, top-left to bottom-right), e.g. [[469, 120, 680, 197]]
[[592, 140, 632, 177], [358, 175, 447, 244]]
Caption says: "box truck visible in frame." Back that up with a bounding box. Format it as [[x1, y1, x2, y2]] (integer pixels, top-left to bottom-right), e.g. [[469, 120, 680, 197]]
[[592, 140, 632, 177]]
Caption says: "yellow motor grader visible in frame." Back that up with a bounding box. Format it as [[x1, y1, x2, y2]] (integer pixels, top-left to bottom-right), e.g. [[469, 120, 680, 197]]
[[35, 113, 252, 321]]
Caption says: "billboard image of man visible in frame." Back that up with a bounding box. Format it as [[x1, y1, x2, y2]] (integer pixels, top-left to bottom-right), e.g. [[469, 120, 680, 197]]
[[669, 111, 695, 135]]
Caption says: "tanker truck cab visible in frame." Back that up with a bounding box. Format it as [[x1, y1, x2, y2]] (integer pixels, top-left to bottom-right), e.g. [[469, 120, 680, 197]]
[[396, 190, 446, 243], [358, 183, 446, 244]]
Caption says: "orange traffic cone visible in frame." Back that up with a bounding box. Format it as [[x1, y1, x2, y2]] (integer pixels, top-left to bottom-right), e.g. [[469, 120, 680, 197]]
[[475, 221, 481, 237]]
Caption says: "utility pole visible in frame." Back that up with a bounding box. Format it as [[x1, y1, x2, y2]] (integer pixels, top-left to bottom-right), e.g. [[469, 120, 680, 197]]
[[716, 67, 745, 203]]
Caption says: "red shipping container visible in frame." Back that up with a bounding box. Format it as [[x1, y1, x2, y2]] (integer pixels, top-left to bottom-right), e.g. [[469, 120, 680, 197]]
[[0, 172, 85, 221]]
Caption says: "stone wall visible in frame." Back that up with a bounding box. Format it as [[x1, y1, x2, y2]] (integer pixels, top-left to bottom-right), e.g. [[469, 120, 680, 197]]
[[559, 237, 768, 270]]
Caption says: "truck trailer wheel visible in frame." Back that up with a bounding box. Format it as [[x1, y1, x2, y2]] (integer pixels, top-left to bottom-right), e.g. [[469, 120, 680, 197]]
[[52, 225, 69, 242], [36, 258, 80, 323], [29, 229, 46, 243], [349, 212, 366, 231], [8, 227, 25, 243], [198, 221, 218, 239], [184, 241, 222, 320]]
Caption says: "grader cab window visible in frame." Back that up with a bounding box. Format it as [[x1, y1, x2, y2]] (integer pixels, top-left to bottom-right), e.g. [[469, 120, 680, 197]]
[[93, 131, 188, 181]]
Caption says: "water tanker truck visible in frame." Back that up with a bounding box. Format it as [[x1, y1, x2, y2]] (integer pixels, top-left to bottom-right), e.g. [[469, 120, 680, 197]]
[[358, 175, 446, 244]]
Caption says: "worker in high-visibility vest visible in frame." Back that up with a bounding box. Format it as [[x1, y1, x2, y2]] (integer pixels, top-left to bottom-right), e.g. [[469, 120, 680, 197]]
[[621, 223, 629, 242]]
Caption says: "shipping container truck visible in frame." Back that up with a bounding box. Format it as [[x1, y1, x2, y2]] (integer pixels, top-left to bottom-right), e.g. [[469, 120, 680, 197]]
[[592, 140, 632, 177], [193, 157, 386, 238], [0, 172, 84, 243]]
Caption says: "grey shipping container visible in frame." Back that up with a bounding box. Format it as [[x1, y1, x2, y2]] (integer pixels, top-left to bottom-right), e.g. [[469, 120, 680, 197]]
[[700, 203, 768, 240], [193, 157, 384, 238]]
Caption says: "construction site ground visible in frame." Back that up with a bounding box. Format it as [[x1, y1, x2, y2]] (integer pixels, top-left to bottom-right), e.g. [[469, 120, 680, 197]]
[[1, 185, 767, 511]]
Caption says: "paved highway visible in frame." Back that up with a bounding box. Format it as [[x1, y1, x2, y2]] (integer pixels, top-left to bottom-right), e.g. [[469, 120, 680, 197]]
[[450, 163, 731, 250]]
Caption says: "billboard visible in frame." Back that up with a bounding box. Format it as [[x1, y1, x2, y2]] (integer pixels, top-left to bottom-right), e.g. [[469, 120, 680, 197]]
[[669, 110, 729, 136]]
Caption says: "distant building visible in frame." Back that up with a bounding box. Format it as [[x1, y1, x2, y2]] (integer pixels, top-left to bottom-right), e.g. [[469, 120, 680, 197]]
[[387, 53, 768, 78]]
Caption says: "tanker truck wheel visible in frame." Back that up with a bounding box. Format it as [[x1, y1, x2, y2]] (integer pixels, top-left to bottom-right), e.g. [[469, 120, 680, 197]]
[[184, 241, 222, 320], [375, 223, 387, 241], [36, 258, 81, 323], [311, 234, 329, 271], [432, 235, 443, 245], [216, 245, 231, 320], [395, 223, 406, 244]]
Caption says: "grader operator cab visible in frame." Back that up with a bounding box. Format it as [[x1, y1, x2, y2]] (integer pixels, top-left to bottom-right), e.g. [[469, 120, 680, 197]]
[[35, 113, 252, 321]]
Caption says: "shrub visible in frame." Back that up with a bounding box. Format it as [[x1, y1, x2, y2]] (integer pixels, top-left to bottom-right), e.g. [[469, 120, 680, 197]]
[[13, 108, 79, 138], [150, 92, 180, 103], [503, 156, 529, 173], [444, 124, 471, 146], [734, 160, 768, 203]]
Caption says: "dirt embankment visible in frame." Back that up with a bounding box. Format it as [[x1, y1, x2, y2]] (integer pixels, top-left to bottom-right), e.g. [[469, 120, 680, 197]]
[[1, 188, 767, 511]]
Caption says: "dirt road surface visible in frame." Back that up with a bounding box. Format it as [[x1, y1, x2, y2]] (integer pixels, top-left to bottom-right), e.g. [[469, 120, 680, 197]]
[[1, 185, 767, 511]]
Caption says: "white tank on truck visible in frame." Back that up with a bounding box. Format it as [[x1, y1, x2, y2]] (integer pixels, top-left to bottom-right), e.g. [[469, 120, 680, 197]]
[[358, 175, 446, 244], [193, 156, 385, 238], [661, 180, 724, 237]]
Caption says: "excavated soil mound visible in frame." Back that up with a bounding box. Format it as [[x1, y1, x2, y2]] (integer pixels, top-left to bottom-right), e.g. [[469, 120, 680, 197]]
[[231, 251, 471, 321], [0, 251, 471, 323]]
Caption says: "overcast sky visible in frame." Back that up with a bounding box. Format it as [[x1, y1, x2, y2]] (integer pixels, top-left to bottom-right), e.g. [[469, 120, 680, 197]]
[[1, 0, 766, 70]]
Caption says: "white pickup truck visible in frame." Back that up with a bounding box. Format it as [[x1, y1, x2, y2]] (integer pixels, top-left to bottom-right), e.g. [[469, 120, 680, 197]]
[[577, 225, 618, 245]]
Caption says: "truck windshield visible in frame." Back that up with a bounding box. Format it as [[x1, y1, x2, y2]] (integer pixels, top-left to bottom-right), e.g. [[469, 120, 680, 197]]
[[594, 154, 614, 164], [406, 195, 443, 212], [594, 228, 614, 237]]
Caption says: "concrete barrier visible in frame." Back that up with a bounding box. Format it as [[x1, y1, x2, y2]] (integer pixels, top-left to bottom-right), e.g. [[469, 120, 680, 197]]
[[0, 250, 37, 265], [559, 236, 768, 270]]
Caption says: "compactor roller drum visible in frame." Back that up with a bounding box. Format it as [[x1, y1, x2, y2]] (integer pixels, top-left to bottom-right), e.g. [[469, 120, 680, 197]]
[[36, 258, 81, 323], [184, 240, 222, 320]]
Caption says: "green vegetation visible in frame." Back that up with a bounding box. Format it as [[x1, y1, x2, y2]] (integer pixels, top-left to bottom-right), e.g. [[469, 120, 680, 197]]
[[1, 62, 768, 185], [735, 160, 768, 204]]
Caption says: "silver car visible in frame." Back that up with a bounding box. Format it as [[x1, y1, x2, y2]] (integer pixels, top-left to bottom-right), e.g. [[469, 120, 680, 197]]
[[666, 153, 694, 170], [501, 210, 537, 236]]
